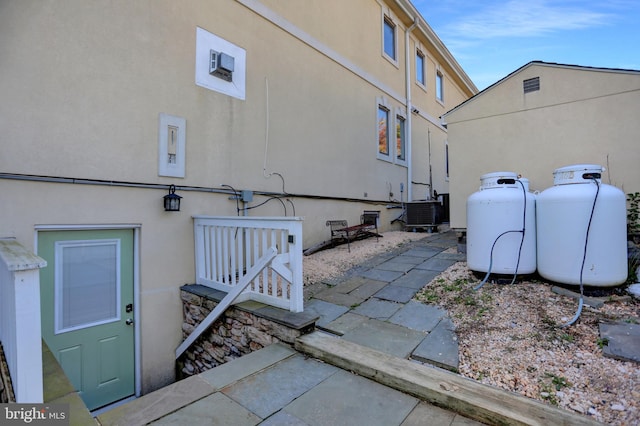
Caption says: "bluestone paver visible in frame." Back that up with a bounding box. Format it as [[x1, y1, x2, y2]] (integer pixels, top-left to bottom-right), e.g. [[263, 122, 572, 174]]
[[391, 269, 441, 290], [401, 247, 443, 259], [359, 268, 405, 282], [150, 393, 261, 426], [348, 279, 388, 299], [259, 411, 308, 426], [599, 322, 640, 363], [352, 298, 402, 319], [221, 355, 338, 419], [323, 312, 369, 335], [389, 301, 447, 332], [330, 276, 371, 293], [341, 318, 426, 358], [376, 259, 416, 273], [304, 299, 349, 328], [415, 257, 458, 272], [400, 401, 485, 426], [412, 317, 459, 371], [199, 343, 296, 390], [283, 369, 419, 426], [394, 254, 429, 265], [312, 288, 365, 307], [374, 284, 418, 303], [434, 252, 466, 261], [98, 375, 216, 426]]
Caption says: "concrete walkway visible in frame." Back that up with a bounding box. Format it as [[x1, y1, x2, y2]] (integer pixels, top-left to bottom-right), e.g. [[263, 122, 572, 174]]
[[304, 229, 463, 371]]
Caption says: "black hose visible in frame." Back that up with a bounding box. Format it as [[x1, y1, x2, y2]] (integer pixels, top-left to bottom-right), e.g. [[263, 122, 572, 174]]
[[562, 177, 600, 328], [474, 180, 527, 290]]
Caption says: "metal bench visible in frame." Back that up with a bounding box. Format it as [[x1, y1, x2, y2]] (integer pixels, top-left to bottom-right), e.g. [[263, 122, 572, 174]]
[[326, 210, 380, 252]]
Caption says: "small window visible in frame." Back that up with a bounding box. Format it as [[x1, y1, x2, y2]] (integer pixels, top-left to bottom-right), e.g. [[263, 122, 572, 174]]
[[378, 106, 390, 156], [523, 77, 540, 93], [445, 140, 449, 181], [416, 50, 425, 86], [436, 71, 444, 102], [396, 116, 406, 161], [383, 17, 396, 60]]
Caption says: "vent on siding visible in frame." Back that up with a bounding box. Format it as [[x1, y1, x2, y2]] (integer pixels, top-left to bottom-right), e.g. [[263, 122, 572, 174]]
[[523, 77, 540, 93]]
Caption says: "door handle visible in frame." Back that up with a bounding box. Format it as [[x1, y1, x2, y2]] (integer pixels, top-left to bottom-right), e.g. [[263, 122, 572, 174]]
[[126, 318, 134, 326]]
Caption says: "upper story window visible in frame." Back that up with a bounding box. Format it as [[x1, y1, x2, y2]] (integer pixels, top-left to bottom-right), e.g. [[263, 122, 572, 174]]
[[436, 71, 444, 102], [416, 50, 425, 86], [383, 16, 396, 61], [378, 105, 390, 157]]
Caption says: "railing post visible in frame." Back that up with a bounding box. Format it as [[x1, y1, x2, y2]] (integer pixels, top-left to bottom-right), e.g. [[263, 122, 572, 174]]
[[288, 220, 304, 312], [0, 239, 47, 403]]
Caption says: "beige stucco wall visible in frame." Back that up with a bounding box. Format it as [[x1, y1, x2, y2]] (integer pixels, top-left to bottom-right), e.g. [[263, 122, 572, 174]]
[[0, 0, 474, 395], [444, 63, 640, 230]]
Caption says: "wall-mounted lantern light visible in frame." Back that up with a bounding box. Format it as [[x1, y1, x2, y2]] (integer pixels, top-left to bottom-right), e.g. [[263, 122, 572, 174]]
[[163, 184, 182, 212]]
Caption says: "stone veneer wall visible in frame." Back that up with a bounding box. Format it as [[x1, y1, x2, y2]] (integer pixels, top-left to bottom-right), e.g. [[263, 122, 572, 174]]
[[0, 343, 14, 403], [178, 284, 317, 378]]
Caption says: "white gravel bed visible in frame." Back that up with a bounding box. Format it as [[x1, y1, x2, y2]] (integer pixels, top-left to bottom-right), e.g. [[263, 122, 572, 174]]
[[415, 262, 640, 426], [303, 230, 430, 285]]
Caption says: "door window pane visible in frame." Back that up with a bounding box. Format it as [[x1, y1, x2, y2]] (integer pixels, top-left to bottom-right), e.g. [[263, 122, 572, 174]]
[[56, 240, 120, 332]]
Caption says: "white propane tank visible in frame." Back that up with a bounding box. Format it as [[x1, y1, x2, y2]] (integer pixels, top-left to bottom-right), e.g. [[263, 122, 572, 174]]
[[536, 164, 627, 287], [467, 172, 537, 274]]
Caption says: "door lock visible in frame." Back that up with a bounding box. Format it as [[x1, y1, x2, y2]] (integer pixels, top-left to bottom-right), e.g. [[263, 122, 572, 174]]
[[126, 303, 133, 313], [126, 318, 134, 326]]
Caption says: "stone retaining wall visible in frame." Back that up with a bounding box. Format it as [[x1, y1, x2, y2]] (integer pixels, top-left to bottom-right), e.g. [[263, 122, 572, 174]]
[[0, 343, 14, 403], [178, 285, 317, 378]]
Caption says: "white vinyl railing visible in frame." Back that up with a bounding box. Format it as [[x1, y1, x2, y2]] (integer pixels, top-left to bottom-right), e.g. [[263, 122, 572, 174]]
[[0, 238, 47, 403], [193, 216, 304, 313]]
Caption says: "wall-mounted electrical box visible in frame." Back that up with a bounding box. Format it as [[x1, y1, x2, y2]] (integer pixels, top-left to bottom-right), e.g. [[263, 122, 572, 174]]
[[196, 27, 246, 100], [209, 50, 234, 82], [158, 113, 186, 178]]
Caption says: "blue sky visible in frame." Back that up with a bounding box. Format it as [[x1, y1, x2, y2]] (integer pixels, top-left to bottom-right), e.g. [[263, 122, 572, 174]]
[[413, 0, 640, 90]]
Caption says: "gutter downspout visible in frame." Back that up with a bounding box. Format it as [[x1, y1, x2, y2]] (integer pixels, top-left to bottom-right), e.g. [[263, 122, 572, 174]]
[[405, 17, 418, 202]]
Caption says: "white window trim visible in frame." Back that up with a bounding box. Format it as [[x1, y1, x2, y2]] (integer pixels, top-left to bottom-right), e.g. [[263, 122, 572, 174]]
[[395, 107, 408, 167], [381, 13, 399, 67]]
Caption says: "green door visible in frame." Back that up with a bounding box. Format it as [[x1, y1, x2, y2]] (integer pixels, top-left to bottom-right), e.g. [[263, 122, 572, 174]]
[[39, 229, 135, 411]]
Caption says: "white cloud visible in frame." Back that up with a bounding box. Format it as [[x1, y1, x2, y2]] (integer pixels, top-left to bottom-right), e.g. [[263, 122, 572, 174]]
[[445, 0, 613, 40]]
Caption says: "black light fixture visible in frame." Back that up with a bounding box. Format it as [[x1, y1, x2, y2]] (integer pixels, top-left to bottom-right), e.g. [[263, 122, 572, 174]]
[[163, 184, 182, 212]]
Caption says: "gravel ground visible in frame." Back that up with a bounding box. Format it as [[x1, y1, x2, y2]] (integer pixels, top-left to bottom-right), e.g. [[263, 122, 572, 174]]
[[303, 231, 640, 426], [303, 230, 429, 286]]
